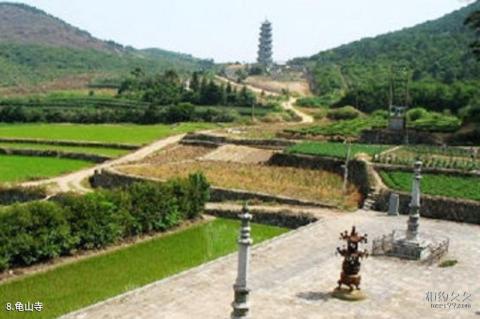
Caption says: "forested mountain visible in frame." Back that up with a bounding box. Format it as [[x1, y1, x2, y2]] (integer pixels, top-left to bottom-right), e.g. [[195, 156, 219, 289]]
[[0, 2, 212, 87], [290, 1, 480, 114]]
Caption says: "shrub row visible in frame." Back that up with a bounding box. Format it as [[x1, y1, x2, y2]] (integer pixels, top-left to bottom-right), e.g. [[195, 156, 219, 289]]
[[327, 106, 362, 120], [0, 104, 240, 124], [0, 173, 210, 271], [0, 97, 150, 109]]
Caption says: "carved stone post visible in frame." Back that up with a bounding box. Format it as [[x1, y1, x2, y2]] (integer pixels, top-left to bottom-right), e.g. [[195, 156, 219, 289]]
[[231, 203, 253, 319], [406, 161, 422, 241], [388, 193, 400, 216]]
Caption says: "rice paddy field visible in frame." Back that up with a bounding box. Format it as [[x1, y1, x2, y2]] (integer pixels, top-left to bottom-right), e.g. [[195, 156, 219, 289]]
[[0, 123, 218, 145], [380, 170, 480, 201], [287, 142, 390, 159], [0, 155, 92, 183], [0, 218, 287, 319], [120, 161, 362, 209]]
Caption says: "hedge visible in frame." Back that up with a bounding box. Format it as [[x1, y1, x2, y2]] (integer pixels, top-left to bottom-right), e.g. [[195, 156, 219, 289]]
[[0, 173, 210, 271]]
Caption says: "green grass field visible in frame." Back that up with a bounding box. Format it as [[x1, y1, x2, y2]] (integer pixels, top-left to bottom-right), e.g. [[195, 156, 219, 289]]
[[0, 142, 128, 157], [380, 170, 480, 201], [0, 123, 217, 145], [287, 142, 390, 159], [0, 218, 287, 319], [0, 155, 92, 183]]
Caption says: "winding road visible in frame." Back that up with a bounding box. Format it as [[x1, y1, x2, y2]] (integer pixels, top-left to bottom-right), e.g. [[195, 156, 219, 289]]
[[215, 75, 314, 124]]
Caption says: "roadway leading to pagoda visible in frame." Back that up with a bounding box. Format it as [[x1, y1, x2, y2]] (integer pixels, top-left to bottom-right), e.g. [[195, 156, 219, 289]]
[[63, 210, 479, 319]]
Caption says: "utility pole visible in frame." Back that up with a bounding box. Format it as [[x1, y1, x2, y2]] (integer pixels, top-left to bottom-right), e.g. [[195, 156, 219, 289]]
[[343, 140, 352, 195]]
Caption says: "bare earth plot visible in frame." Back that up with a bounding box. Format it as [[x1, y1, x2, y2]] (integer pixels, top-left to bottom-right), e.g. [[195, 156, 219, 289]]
[[64, 210, 480, 319], [199, 144, 274, 164]]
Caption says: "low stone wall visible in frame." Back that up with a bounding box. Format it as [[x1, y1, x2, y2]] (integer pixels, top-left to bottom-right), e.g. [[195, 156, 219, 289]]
[[181, 133, 296, 150], [0, 186, 47, 205], [0, 148, 110, 163], [375, 189, 480, 225], [360, 129, 445, 145], [267, 153, 372, 200], [205, 207, 318, 229], [374, 163, 480, 178], [0, 138, 138, 150], [91, 168, 336, 208]]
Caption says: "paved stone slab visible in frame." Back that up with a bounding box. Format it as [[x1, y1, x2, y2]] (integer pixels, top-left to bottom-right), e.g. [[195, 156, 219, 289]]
[[63, 211, 480, 319]]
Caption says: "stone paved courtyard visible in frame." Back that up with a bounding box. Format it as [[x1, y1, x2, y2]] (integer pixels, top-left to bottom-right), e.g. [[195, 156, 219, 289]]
[[64, 210, 479, 319]]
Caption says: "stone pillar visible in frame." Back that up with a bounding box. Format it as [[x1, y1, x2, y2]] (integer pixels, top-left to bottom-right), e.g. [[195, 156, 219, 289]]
[[406, 161, 422, 241], [231, 203, 253, 319], [388, 193, 400, 216]]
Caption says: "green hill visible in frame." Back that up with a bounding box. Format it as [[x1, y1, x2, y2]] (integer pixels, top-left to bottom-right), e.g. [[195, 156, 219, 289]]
[[291, 1, 480, 114], [0, 2, 213, 87]]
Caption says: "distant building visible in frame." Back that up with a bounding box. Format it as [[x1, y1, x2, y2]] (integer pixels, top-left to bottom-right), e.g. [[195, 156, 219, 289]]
[[388, 105, 407, 131], [257, 20, 273, 70]]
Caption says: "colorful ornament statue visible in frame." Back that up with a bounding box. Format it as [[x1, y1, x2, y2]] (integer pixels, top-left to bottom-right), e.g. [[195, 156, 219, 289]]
[[333, 226, 368, 301]]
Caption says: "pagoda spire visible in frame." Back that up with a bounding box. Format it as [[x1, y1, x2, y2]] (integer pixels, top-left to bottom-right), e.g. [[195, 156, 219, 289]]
[[257, 20, 273, 69]]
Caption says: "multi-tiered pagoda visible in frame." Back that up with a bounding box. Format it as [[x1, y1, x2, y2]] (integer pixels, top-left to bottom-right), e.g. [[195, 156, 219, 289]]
[[257, 20, 273, 69]]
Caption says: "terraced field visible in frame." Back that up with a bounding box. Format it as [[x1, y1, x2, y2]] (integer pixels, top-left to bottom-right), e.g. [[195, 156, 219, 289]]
[[0, 123, 217, 145], [0, 123, 218, 185], [120, 160, 362, 209], [287, 142, 390, 159], [380, 170, 480, 201]]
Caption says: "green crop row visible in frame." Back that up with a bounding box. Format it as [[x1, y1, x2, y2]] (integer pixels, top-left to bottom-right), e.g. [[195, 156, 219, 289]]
[[374, 154, 479, 171]]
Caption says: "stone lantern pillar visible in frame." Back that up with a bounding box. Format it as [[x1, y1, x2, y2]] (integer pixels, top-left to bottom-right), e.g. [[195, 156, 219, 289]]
[[231, 203, 253, 319], [406, 161, 422, 241]]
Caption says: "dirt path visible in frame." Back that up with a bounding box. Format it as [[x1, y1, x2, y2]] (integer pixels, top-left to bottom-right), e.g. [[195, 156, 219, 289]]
[[215, 76, 314, 124], [22, 134, 186, 194]]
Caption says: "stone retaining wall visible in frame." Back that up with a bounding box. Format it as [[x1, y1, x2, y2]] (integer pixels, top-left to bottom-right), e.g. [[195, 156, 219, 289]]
[[0, 186, 47, 205], [359, 129, 445, 145], [374, 189, 480, 225], [205, 207, 318, 229], [181, 133, 296, 150], [91, 168, 336, 209], [0, 148, 110, 163], [0, 138, 138, 150]]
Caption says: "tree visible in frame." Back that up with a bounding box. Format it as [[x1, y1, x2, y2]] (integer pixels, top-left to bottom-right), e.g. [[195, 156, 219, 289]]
[[465, 10, 480, 60], [190, 72, 200, 92]]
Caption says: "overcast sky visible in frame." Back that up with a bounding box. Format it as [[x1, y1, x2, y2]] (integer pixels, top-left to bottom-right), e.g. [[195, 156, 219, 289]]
[[15, 0, 474, 62]]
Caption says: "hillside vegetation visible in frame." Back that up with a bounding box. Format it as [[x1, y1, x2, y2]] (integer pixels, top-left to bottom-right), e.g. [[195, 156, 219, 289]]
[[0, 3, 213, 87], [291, 1, 480, 115]]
